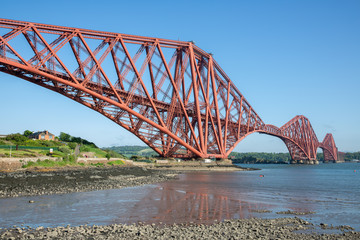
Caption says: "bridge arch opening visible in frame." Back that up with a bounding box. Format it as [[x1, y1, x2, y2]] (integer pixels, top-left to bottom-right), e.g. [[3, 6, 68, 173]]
[[233, 132, 288, 154]]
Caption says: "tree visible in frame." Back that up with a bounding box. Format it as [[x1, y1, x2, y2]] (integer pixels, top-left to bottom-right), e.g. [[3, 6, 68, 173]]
[[23, 130, 33, 137], [59, 132, 71, 142], [68, 142, 77, 150]]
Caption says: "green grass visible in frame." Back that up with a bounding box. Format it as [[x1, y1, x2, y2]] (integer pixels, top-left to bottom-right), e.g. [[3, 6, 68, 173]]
[[0, 148, 44, 158], [107, 160, 124, 166], [22, 159, 78, 168], [20, 158, 125, 169], [80, 145, 108, 158], [138, 148, 156, 155]]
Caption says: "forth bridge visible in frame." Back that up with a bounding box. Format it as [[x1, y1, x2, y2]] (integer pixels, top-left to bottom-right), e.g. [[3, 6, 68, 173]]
[[0, 18, 338, 164]]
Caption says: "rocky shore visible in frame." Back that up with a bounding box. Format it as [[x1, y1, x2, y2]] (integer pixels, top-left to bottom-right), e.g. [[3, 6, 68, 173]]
[[0, 162, 250, 198], [0, 166, 178, 198], [1, 217, 359, 239]]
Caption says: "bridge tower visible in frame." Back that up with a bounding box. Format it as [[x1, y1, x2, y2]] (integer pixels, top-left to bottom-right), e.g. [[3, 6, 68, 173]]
[[319, 133, 338, 163]]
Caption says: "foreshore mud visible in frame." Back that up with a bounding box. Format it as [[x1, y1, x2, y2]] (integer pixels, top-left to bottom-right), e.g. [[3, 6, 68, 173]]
[[0, 166, 179, 198], [0, 163, 249, 198]]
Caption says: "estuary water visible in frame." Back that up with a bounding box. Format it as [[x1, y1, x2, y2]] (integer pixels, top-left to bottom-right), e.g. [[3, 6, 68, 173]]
[[0, 163, 359, 230]]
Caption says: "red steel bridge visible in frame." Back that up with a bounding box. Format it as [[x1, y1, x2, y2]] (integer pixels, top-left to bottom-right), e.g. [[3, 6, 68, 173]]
[[0, 19, 339, 164]]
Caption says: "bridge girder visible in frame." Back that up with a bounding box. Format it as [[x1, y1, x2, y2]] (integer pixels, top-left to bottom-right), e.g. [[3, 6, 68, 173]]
[[259, 117, 338, 163]]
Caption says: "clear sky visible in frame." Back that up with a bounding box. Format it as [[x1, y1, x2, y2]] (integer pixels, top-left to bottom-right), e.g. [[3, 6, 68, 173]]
[[0, 0, 359, 153]]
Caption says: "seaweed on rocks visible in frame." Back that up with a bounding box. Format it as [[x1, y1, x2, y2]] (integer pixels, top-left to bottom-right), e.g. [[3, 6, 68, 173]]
[[0, 166, 179, 198]]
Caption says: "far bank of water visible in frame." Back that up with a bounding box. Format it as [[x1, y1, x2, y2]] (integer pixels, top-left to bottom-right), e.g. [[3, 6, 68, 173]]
[[0, 163, 359, 230]]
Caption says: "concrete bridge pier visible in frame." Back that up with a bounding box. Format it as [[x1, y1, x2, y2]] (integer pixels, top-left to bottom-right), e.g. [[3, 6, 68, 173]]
[[308, 160, 319, 165], [323, 160, 336, 163], [290, 159, 319, 164]]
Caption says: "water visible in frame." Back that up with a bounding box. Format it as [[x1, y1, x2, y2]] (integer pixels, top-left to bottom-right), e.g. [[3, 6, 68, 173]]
[[0, 163, 359, 230]]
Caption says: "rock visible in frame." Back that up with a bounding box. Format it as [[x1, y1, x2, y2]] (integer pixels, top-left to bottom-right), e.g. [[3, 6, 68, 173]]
[[320, 223, 328, 229], [27, 234, 35, 239]]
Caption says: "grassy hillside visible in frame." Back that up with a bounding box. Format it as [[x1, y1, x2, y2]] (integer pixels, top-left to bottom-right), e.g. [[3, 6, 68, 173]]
[[0, 133, 124, 160], [104, 146, 157, 158]]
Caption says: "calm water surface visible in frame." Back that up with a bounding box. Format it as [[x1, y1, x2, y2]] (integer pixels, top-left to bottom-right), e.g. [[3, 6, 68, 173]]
[[0, 163, 359, 230]]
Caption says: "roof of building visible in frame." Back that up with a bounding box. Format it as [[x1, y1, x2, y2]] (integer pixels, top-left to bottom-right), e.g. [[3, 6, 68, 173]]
[[28, 130, 55, 139]]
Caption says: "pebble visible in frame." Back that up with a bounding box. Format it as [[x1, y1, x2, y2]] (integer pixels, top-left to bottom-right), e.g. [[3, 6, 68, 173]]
[[2, 217, 356, 240]]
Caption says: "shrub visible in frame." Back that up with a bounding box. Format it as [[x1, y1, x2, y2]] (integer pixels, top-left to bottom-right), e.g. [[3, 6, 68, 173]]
[[68, 142, 77, 150], [59, 146, 71, 154], [63, 154, 76, 163], [22, 159, 78, 168], [104, 150, 126, 159], [107, 160, 124, 166], [41, 141, 52, 147], [5, 133, 28, 144], [80, 145, 91, 152], [130, 155, 142, 160]]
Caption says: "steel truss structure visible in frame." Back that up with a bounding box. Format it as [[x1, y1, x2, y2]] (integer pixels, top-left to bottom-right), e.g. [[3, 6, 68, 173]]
[[260, 116, 337, 163], [0, 18, 338, 162]]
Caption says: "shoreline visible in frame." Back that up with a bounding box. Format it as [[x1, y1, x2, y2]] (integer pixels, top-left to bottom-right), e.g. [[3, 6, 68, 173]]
[[0, 165, 178, 199], [0, 163, 251, 199]]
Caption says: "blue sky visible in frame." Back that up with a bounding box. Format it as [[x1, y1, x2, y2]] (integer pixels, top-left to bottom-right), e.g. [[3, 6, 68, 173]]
[[0, 0, 359, 152]]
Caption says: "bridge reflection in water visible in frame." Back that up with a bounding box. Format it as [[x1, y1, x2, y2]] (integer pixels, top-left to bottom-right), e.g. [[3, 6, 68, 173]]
[[127, 189, 265, 224], [123, 174, 277, 225]]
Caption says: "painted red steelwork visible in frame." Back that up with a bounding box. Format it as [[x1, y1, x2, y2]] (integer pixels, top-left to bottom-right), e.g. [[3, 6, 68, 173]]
[[259, 116, 338, 163], [319, 133, 338, 162], [0, 19, 338, 162]]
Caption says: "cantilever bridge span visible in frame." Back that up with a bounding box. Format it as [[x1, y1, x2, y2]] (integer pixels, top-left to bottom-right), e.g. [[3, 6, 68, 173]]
[[0, 19, 338, 163]]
